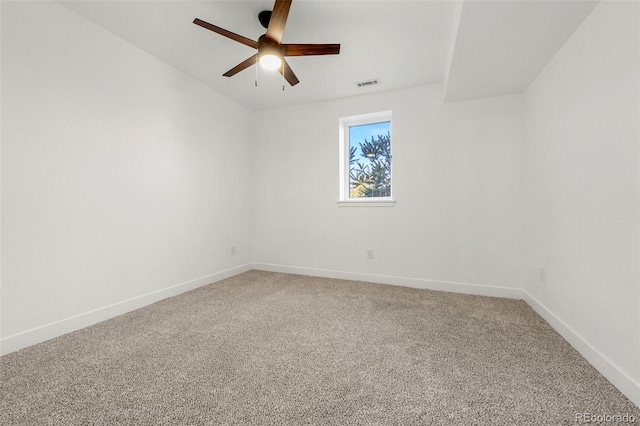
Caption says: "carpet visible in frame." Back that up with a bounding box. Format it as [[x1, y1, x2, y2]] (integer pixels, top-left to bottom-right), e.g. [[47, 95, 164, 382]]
[[1, 270, 638, 425]]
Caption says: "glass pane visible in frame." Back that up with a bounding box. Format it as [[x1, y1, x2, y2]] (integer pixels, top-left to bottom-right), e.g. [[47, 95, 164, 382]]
[[348, 121, 391, 198]]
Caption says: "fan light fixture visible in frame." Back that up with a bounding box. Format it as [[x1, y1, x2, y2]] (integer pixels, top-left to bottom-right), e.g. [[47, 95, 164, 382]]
[[260, 54, 282, 70], [258, 42, 282, 71]]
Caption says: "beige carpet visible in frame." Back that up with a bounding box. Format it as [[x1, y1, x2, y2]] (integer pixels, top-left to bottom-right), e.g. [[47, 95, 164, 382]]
[[1, 270, 638, 425]]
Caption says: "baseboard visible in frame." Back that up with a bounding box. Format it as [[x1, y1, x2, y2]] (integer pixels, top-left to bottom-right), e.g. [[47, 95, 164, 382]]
[[522, 290, 640, 408], [250, 262, 524, 299], [0, 263, 252, 356]]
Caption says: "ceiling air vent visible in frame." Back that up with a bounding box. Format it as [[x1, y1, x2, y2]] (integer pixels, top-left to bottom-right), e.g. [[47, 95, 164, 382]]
[[355, 78, 381, 88]]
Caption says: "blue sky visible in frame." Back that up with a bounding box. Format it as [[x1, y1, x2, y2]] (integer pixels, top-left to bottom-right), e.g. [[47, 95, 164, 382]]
[[349, 121, 391, 155]]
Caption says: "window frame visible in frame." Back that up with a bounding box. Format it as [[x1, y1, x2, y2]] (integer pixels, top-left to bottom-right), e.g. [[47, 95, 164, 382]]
[[338, 110, 395, 207]]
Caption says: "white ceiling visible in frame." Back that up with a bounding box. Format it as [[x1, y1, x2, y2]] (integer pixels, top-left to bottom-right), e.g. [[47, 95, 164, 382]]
[[59, 0, 599, 111], [444, 0, 599, 102]]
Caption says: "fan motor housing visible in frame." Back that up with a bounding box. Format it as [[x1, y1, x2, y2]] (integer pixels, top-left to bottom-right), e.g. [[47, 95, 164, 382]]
[[258, 34, 282, 57]]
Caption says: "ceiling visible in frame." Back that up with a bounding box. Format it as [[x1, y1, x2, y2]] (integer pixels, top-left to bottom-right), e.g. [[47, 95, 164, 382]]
[[444, 0, 599, 102], [59, 0, 599, 111]]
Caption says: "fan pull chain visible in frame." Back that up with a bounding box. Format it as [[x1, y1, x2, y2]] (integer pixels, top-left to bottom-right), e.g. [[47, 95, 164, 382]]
[[282, 62, 285, 91], [255, 55, 258, 87]]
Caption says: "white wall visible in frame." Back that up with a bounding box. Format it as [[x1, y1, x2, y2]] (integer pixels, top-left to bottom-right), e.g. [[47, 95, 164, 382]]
[[1, 1, 253, 353], [2, 0, 637, 408], [252, 84, 524, 296], [522, 0, 639, 404]]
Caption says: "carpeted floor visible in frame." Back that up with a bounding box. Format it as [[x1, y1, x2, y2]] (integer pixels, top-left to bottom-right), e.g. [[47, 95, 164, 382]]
[[1, 270, 638, 425]]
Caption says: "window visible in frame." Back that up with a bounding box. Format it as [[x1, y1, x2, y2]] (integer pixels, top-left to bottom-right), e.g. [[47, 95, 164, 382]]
[[338, 111, 394, 206]]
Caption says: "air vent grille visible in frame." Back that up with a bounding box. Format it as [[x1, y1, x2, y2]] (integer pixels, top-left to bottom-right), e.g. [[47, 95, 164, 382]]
[[355, 78, 381, 88]]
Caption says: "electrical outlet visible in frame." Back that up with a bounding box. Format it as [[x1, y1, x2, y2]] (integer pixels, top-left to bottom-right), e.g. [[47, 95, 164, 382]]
[[231, 246, 236, 256], [539, 267, 546, 283], [366, 249, 374, 260]]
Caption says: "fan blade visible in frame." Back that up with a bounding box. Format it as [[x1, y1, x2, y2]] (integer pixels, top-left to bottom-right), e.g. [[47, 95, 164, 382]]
[[265, 0, 292, 43], [279, 58, 300, 86], [223, 54, 258, 77], [282, 44, 340, 56], [193, 18, 258, 49]]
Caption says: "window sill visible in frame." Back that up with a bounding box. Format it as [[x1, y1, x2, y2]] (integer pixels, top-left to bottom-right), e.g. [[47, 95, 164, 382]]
[[337, 199, 396, 207]]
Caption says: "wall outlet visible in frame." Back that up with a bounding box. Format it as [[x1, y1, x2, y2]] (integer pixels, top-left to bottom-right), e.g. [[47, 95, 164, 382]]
[[366, 249, 374, 260], [539, 267, 546, 283], [231, 246, 236, 256]]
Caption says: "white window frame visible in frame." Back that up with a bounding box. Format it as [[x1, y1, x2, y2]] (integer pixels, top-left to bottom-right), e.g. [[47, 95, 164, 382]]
[[338, 110, 395, 207]]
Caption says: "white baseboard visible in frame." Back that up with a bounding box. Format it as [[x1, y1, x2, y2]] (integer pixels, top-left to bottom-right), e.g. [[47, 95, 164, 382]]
[[523, 290, 640, 408], [0, 263, 252, 356], [250, 262, 524, 299]]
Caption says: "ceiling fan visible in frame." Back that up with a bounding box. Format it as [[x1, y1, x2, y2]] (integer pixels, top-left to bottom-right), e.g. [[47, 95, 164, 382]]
[[193, 0, 340, 87]]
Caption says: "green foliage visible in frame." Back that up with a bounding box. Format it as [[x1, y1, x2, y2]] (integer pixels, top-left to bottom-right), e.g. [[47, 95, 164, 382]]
[[349, 131, 391, 198]]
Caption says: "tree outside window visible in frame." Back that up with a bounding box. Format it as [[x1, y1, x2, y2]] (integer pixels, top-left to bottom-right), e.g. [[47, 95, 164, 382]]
[[348, 121, 391, 198]]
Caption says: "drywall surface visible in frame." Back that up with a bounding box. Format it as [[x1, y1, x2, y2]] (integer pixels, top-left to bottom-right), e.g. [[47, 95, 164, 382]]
[[523, 0, 639, 403], [252, 84, 524, 293], [1, 1, 252, 351]]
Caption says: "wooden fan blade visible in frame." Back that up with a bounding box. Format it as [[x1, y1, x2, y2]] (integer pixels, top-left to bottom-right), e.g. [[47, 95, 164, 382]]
[[265, 0, 292, 43], [223, 54, 258, 77], [282, 44, 340, 56], [193, 18, 258, 49], [279, 58, 300, 86]]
